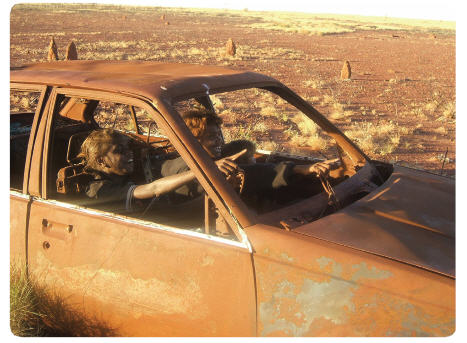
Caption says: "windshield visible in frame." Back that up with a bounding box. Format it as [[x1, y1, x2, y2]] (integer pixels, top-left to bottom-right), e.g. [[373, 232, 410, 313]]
[[172, 87, 392, 224]]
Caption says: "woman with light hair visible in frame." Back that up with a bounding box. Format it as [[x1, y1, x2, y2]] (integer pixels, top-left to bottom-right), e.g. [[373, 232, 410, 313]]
[[79, 128, 242, 212]]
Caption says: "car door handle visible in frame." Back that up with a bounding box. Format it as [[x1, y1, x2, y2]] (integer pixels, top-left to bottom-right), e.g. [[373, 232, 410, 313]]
[[41, 219, 74, 240]]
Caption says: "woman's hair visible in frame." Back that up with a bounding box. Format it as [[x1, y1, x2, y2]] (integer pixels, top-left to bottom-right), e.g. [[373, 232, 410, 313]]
[[78, 129, 127, 171], [182, 109, 222, 138]]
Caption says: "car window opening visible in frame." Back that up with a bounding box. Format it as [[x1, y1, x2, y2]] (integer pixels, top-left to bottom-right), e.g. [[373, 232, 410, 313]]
[[174, 88, 393, 227], [10, 89, 41, 191], [11, 87, 393, 239], [43, 95, 239, 241]]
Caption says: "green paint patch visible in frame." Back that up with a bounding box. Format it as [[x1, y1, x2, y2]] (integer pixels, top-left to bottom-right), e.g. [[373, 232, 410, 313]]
[[351, 262, 393, 281], [260, 257, 394, 336], [280, 252, 294, 262]]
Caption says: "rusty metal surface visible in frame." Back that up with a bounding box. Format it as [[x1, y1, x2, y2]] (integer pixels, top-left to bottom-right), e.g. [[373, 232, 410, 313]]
[[292, 165, 455, 277], [245, 224, 455, 336], [27, 198, 256, 336], [11, 60, 278, 103], [10, 61, 455, 336], [10, 192, 30, 265]]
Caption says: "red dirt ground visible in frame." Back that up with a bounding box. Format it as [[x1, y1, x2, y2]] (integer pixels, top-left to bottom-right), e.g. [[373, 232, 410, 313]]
[[10, 5, 456, 177]]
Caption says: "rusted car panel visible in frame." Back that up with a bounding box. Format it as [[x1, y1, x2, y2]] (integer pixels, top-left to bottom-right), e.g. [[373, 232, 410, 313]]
[[293, 165, 455, 276], [262, 165, 455, 277], [10, 61, 455, 336], [10, 192, 30, 265], [11, 60, 277, 103], [27, 198, 256, 336], [245, 225, 455, 336]]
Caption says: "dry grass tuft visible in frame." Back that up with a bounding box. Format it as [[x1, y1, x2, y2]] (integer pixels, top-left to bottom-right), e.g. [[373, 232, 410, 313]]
[[344, 120, 406, 156], [433, 126, 447, 135], [253, 121, 268, 133], [257, 140, 280, 152], [288, 114, 329, 150], [320, 94, 352, 120], [440, 101, 456, 120], [302, 79, 326, 89], [223, 125, 255, 142], [10, 263, 117, 336], [210, 94, 225, 111]]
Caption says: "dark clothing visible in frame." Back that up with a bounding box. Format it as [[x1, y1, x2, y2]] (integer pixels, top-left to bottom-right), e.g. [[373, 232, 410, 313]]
[[84, 171, 137, 212], [161, 157, 204, 203], [83, 168, 202, 227], [241, 162, 295, 192], [161, 156, 296, 212]]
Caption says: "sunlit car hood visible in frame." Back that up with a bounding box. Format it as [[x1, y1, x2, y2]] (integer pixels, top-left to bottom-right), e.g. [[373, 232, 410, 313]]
[[293, 165, 455, 277]]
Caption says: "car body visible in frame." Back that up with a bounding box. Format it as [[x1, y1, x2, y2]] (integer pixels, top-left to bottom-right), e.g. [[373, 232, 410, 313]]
[[10, 60, 455, 336]]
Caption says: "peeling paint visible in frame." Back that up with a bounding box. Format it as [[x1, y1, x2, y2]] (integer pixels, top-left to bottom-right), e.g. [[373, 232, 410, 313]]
[[280, 253, 294, 262], [260, 276, 356, 336], [351, 262, 393, 281], [259, 257, 394, 336], [201, 255, 215, 266], [35, 253, 207, 318], [316, 256, 333, 269], [384, 300, 454, 337]]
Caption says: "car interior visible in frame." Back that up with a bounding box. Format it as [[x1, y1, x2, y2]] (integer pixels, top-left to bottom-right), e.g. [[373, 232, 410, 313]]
[[11, 88, 393, 237]]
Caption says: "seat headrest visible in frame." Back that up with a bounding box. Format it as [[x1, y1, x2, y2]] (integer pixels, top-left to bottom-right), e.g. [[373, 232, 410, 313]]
[[67, 131, 91, 165], [59, 98, 98, 123]]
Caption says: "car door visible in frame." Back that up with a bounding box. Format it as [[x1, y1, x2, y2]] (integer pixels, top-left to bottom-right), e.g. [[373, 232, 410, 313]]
[[10, 84, 48, 265], [26, 87, 257, 336]]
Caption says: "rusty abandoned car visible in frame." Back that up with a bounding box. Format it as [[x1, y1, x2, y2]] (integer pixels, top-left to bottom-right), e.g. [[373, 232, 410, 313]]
[[10, 61, 454, 336]]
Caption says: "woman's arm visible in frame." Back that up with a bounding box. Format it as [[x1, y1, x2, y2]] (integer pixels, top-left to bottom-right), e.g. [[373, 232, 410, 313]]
[[133, 170, 196, 199], [292, 158, 340, 177], [133, 149, 247, 200]]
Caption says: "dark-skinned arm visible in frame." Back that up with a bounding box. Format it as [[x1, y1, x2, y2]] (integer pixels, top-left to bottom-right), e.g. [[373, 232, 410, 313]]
[[292, 158, 340, 177], [133, 170, 196, 199], [133, 149, 247, 200]]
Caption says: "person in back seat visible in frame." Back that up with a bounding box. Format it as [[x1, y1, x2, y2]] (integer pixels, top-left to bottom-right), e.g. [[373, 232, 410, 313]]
[[78, 128, 242, 212]]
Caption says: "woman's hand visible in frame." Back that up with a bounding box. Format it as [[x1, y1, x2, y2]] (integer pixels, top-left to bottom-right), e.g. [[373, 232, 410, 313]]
[[214, 149, 246, 177], [215, 149, 246, 192], [293, 158, 340, 177]]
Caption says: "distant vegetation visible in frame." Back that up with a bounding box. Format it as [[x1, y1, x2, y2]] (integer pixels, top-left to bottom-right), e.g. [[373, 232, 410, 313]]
[[13, 3, 455, 34]]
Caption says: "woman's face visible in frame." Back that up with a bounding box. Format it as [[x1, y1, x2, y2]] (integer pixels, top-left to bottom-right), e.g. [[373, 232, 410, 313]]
[[99, 138, 134, 175], [199, 123, 224, 158]]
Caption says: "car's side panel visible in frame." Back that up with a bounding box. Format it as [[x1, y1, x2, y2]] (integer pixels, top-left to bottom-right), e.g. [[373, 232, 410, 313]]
[[10, 192, 31, 266], [27, 199, 257, 336], [245, 225, 455, 337]]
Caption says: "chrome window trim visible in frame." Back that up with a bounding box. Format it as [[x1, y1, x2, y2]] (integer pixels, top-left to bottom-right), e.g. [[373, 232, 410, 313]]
[[32, 197, 250, 250]]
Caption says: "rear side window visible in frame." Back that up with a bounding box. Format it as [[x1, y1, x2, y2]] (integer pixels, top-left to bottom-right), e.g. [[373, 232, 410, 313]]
[[10, 89, 41, 190]]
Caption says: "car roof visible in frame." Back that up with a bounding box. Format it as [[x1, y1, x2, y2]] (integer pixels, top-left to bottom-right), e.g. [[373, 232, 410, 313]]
[[10, 60, 280, 102]]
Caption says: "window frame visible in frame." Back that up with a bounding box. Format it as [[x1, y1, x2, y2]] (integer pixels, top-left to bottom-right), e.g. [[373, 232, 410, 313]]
[[41, 86, 247, 244], [10, 83, 49, 193]]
